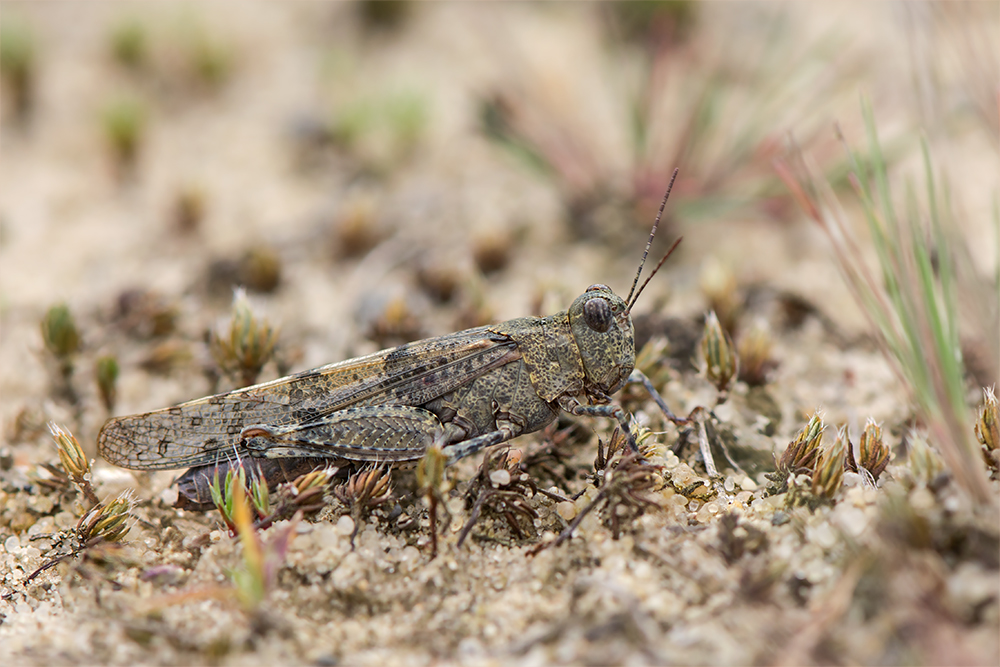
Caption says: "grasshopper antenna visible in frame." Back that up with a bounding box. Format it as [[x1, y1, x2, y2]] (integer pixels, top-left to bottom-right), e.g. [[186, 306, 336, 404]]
[[625, 168, 680, 313], [626, 237, 682, 314], [625, 168, 679, 307]]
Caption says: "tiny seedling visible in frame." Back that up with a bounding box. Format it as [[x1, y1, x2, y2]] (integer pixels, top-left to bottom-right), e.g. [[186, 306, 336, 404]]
[[95, 355, 119, 414], [209, 289, 279, 388], [0, 18, 37, 121], [100, 94, 147, 179], [40, 304, 81, 405]]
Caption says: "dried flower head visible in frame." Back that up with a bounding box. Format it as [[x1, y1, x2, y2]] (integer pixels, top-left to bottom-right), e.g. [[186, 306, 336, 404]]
[[334, 466, 393, 511], [473, 229, 513, 274], [975, 387, 998, 471], [737, 320, 776, 386], [699, 256, 741, 336], [238, 245, 282, 294], [366, 294, 423, 347], [699, 310, 738, 394], [858, 419, 890, 481], [781, 412, 825, 474], [812, 426, 847, 500], [49, 422, 100, 506], [907, 430, 943, 486], [210, 289, 279, 387], [334, 194, 383, 257], [50, 422, 88, 480], [766, 412, 825, 496], [77, 489, 136, 544], [250, 466, 338, 531], [288, 466, 337, 500]]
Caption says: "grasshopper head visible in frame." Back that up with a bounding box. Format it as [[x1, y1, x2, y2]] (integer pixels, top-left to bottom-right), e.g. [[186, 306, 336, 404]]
[[569, 284, 635, 397]]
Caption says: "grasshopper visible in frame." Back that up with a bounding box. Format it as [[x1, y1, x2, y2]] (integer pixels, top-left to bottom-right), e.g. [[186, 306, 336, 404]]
[[98, 171, 684, 507]]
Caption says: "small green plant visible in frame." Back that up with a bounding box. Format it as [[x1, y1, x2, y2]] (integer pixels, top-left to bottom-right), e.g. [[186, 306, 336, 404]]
[[0, 18, 36, 121], [226, 478, 299, 617], [41, 303, 80, 361], [699, 257, 741, 336], [776, 99, 995, 505], [210, 289, 279, 387], [188, 28, 232, 89], [109, 18, 148, 71], [209, 463, 269, 534], [329, 89, 428, 168], [40, 303, 81, 403], [95, 355, 119, 413], [101, 94, 147, 179], [237, 245, 282, 294]]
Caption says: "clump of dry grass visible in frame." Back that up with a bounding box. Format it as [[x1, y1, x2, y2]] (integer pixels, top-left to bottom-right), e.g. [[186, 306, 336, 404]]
[[776, 99, 997, 506]]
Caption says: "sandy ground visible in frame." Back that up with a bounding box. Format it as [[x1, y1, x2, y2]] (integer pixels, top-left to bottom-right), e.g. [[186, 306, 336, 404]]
[[1, 2, 998, 665]]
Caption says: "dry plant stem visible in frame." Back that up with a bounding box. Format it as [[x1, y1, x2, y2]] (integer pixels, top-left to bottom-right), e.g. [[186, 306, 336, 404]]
[[534, 452, 661, 552], [456, 447, 539, 547], [689, 407, 719, 477], [24, 537, 101, 585], [456, 489, 535, 548]]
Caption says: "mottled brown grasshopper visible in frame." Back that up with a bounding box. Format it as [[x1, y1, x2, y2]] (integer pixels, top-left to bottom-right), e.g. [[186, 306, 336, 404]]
[[98, 171, 684, 507]]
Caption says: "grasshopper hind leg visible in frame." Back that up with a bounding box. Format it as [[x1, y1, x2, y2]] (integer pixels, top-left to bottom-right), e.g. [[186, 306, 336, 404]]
[[440, 420, 523, 465]]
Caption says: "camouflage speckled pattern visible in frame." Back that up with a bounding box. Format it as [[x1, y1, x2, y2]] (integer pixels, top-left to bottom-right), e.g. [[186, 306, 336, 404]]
[[97, 284, 637, 474]]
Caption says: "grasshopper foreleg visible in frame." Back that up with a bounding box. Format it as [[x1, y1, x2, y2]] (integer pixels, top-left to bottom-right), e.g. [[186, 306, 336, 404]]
[[557, 395, 640, 453], [626, 369, 688, 425]]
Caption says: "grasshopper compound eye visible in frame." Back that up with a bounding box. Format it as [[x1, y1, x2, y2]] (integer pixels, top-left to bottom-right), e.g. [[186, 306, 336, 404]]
[[583, 297, 613, 333]]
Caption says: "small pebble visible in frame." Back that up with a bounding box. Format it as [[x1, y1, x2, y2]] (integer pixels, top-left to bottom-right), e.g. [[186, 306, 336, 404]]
[[336, 516, 356, 537], [489, 469, 511, 487], [556, 502, 576, 520]]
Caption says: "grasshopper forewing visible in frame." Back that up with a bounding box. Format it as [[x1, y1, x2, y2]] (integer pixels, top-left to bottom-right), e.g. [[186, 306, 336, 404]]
[[98, 171, 683, 505]]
